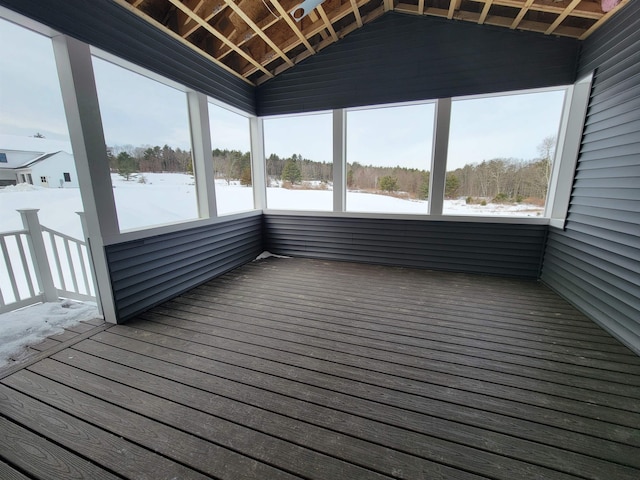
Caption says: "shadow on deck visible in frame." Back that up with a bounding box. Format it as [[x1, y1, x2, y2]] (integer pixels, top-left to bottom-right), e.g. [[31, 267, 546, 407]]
[[1, 257, 639, 479]]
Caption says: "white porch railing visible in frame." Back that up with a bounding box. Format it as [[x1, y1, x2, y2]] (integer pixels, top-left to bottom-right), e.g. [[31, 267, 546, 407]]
[[0, 209, 97, 314]]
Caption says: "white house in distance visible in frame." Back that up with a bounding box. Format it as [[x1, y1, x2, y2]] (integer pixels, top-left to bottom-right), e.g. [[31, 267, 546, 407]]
[[0, 134, 78, 188]]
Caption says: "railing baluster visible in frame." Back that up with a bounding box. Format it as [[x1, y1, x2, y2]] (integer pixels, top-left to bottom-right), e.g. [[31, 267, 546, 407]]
[[16, 233, 36, 298], [77, 242, 90, 295], [64, 237, 79, 293], [1, 235, 22, 302], [49, 232, 66, 291], [2, 210, 97, 312]]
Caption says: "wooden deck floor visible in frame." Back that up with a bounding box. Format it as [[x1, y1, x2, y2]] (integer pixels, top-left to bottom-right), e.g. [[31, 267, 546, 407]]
[[1, 257, 639, 479]]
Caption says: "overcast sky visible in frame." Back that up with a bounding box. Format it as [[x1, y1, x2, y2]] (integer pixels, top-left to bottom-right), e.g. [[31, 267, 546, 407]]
[[1, 17, 565, 171]]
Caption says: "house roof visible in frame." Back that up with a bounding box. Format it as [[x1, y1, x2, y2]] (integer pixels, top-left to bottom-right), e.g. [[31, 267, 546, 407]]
[[117, 0, 631, 86], [0, 136, 72, 169], [0, 150, 63, 170]]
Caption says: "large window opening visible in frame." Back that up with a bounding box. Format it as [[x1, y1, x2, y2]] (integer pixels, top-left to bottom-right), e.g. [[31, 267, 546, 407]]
[[443, 89, 566, 216], [264, 112, 333, 211], [92, 56, 198, 231], [208, 103, 254, 215], [0, 17, 83, 235], [346, 103, 435, 214]]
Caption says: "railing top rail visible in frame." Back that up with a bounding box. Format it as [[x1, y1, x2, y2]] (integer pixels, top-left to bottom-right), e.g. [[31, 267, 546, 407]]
[[0, 229, 29, 237], [40, 226, 85, 244]]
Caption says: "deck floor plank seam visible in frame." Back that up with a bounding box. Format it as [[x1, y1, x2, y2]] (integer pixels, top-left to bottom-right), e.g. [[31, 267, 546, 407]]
[[189, 281, 628, 349], [135, 309, 640, 401], [152, 301, 640, 387]]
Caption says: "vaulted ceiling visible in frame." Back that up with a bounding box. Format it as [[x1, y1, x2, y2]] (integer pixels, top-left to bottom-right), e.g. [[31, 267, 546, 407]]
[[117, 0, 630, 85]]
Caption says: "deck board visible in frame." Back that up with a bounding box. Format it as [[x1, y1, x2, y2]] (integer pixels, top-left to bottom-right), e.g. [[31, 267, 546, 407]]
[[1, 257, 639, 479]]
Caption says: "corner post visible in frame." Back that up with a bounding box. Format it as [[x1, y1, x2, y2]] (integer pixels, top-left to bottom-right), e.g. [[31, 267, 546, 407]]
[[18, 209, 58, 302]]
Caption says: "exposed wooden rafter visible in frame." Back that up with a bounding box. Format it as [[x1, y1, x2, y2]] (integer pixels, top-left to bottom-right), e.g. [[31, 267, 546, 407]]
[[269, 0, 315, 55], [511, 0, 535, 30], [580, 0, 631, 40], [546, 0, 582, 35], [222, 0, 293, 67], [120, 0, 628, 86], [478, 0, 493, 24], [166, 0, 274, 78], [349, 0, 364, 28], [317, 5, 339, 42], [447, 0, 461, 20]]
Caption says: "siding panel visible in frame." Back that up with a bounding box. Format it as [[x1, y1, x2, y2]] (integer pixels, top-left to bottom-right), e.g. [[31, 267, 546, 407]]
[[257, 13, 579, 116], [105, 214, 262, 321], [541, 1, 640, 354], [265, 215, 546, 278], [0, 0, 254, 113]]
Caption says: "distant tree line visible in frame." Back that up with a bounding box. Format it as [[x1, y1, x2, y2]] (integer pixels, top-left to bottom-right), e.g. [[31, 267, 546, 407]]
[[107, 135, 555, 203], [108, 144, 192, 175]]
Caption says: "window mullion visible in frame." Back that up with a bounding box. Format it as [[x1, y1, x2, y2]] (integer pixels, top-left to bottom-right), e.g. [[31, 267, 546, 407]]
[[333, 109, 346, 212]]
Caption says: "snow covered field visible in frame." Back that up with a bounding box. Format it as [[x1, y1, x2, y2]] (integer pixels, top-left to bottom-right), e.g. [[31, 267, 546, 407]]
[[1, 172, 545, 235], [0, 172, 544, 366]]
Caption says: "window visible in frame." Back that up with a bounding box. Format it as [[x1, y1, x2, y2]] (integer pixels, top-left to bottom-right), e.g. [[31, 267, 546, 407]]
[[63, 172, 71, 182], [92, 56, 198, 231], [346, 103, 435, 214], [0, 17, 80, 233], [443, 89, 566, 217], [264, 112, 333, 211], [0, 153, 7, 163], [208, 103, 254, 215]]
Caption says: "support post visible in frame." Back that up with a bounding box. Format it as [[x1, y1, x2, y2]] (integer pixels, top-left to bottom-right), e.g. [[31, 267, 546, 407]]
[[333, 109, 346, 212], [187, 91, 217, 218], [52, 34, 118, 323], [429, 98, 451, 215], [77, 211, 103, 314], [250, 116, 267, 210], [18, 209, 58, 302]]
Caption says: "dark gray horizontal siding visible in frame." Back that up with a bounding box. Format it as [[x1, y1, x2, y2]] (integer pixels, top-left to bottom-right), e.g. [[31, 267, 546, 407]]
[[105, 214, 262, 322], [257, 12, 579, 116], [264, 215, 546, 278], [0, 0, 255, 114], [541, 0, 640, 355]]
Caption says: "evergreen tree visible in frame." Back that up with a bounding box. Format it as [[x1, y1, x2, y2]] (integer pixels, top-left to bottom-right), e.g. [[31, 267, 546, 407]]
[[117, 152, 137, 181], [445, 172, 461, 198], [378, 175, 399, 192], [282, 158, 302, 185]]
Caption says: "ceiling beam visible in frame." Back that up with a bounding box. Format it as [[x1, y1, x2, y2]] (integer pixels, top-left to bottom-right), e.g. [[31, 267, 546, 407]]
[[579, 0, 631, 40], [269, 0, 315, 55], [510, 0, 535, 30], [447, 0, 461, 20], [113, 0, 253, 84], [222, 0, 293, 67], [349, 0, 364, 28], [468, 0, 602, 20], [478, 0, 493, 24], [317, 5, 339, 42], [545, 0, 581, 35], [250, 0, 369, 81], [166, 0, 273, 78], [181, 2, 227, 38]]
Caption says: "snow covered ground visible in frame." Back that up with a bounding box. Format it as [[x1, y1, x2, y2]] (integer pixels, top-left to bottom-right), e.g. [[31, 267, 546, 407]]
[[1, 172, 545, 235], [0, 299, 98, 368], [1, 172, 544, 365]]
